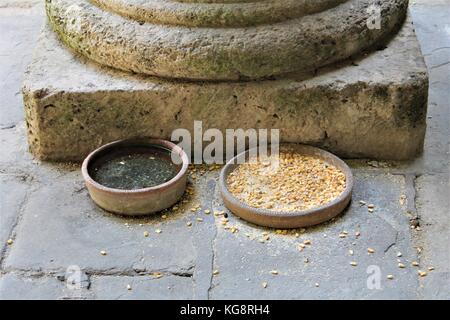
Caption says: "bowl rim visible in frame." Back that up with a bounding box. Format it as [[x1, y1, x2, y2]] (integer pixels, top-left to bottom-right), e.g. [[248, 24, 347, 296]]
[[219, 143, 353, 220], [81, 138, 189, 194]]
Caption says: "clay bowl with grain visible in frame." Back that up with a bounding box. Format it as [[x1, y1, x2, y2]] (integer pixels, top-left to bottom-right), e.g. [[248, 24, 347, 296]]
[[82, 138, 188, 216], [219, 144, 353, 229]]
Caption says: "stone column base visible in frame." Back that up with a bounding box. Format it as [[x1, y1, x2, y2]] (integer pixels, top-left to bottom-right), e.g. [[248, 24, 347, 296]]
[[23, 13, 428, 161]]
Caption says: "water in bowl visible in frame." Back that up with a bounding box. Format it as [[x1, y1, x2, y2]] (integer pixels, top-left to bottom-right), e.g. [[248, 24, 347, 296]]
[[90, 147, 180, 190]]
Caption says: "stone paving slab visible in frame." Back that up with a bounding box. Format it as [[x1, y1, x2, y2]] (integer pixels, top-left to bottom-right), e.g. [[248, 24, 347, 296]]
[[2, 160, 447, 299], [2, 170, 200, 273], [209, 173, 419, 300], [0, 118, 220, 298], [0, 124, 35, 172], [419, 272, 449, 300], [0, 174, 29, 254], [0, 170, 424, 299], [90, 275, 194, 300], [0, 6, 43, 127], [1, 168, 219, 298]]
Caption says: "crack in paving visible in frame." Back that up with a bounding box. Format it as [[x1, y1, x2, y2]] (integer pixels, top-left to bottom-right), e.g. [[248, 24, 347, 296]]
[[383, 230, 399, 253], [405, 173, 421, 228], [411, 174, 425, 299], [0, 183, 35, 269], [423, 46, 450, 56], [207, 180, 222, 300], [207, 228, 218, 299], [408, 174, 440, 299], [191, 177, 217, 300], [429, 61, 450, 70], [1, 266, 194, 279], [0, 267, 195, 300]]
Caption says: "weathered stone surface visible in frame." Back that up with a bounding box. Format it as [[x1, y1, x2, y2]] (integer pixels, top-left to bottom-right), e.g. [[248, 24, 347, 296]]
[[46, 0, 408, 80], [345, 0, 449, 173], [209, 173, 419, 299], [90, 275, 194, 299], [23, 14, 428, 161], [92, 0, 345, 28]]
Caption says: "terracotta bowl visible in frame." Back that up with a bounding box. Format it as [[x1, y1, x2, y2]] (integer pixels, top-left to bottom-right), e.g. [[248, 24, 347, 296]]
[[219, 144, 353, 229], [82, 138, 188, 215]]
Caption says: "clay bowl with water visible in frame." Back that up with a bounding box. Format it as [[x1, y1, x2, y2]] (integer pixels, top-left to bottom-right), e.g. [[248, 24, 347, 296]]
[[219, 144, 353, 229], [82, 138, 188, 215]]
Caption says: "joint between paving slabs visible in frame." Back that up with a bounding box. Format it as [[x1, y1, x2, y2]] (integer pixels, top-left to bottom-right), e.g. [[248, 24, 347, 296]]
[[406, 173, 420, 224], [0, 267, 195, 285], [207, 229, 218, 299], [189, 177, 218, 300], [394, 171, 434, 298], [409, 173, 432, 287], [392, 172, 427, 272], [391, 172, 421, 228], [207, 181, 221, 299]]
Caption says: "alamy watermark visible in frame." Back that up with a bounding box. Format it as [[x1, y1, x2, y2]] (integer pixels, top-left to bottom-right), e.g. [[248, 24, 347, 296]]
[[366, 265, 382, 290], [367, 4, 382, 30], [171, 120, 280, 166]]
